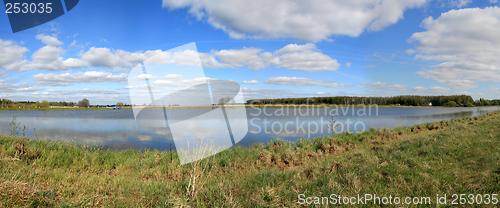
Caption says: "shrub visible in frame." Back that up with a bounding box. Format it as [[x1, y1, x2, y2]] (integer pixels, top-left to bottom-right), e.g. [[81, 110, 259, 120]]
[[443, 101, 458, 107]]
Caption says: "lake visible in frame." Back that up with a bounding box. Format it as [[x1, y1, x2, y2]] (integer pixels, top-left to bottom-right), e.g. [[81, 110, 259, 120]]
[[0, 106, 499, 150]]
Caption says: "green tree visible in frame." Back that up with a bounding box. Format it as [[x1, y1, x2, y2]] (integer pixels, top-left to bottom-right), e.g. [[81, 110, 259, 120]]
[[247, 95, 482, 107], [443, 101, 458, 107], [78, 98, 90, 108], [39, 100, 50, 108]]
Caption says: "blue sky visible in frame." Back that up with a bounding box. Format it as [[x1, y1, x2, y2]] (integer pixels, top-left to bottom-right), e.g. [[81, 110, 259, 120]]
[[1, 0, 500, 104]]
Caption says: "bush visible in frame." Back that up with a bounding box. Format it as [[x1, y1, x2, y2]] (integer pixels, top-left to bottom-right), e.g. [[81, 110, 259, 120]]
[[444, 101, 458, 107]]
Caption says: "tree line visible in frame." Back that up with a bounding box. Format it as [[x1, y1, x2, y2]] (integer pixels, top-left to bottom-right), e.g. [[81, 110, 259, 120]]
[[247, 95, 500, 107], [0, 98, 91, 109], [2, 95, 499, 108]]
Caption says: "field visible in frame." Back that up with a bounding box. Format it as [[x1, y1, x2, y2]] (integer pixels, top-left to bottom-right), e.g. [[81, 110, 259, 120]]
[[1, 112, 499, 207]]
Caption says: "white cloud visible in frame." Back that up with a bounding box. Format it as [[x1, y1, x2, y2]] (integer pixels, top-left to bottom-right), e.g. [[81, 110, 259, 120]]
[[80, 49, 202, 68], [447, 0, 472, 8], [0, 40, 28, 70], [62, 58, 86, 68], [412, 85, 451, 94], [34, 71, 126, 85], [413, 86, 425, 91], [137, 73, 154, 80], [267, 76, 344, 88], [3, 34, 88, 71], [243, 80, 258, 84], [430, 86, 451, 94], [2, 34, 339, 72], [36, 34, 62, 46], [271, 43, 339, 71], [80, 47, 143, 68], [411, 7, 500, 89], [367, 81, 407, 92], [75, 42, 339, 71], [164, 74, 182, 79], [26, 34, 66, 70], [207, 48, 271, 69], [162, 0, 427, 41], [204, 43, 339, 71], [364, 82, 455, 96], [0, 79, 37, 93], [442, 0, 472, 8]]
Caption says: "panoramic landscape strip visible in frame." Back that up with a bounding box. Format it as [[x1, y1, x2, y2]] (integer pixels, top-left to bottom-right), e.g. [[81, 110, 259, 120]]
[[1, 0, 500, 206]]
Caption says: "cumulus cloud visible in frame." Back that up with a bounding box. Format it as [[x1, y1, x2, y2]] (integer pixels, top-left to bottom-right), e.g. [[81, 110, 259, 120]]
[[34, 71, 126, 85], [26, 34, 67, 70], [266, 76, 344, 88], [0, 40, 28, 70], [1, 34, 89, 71], [80, 47, 143, 68], [80, 43, 339, 71], [439, 0, 472, 8], [162, 0, 427, 41], [271, 44, 339, 71], [130, 73, 213, 89], [242, 80, 258, 84], [204, 43, 339, 71], [411, 7, 500, 89], [205, 48, 271, 69], [413, 85, 451, 94], [0, 79, 36, 94], [36, 34, 63, 46], [452, 0, 471, 7], [367, 81, 407, 92], [364, 82, 453, 96], [1, 34, 339, 72]]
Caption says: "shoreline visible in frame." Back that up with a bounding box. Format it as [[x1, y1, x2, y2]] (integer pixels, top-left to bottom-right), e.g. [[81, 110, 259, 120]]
[[1, 104, 499, 111], [2, 111, 497, 153]]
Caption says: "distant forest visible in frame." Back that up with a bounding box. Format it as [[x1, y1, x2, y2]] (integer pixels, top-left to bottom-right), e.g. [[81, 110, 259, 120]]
[[247, 95, 500, 107], [0, 99, 86, 109], [0, 98, 118, 109], [2, 95, 500, 109]]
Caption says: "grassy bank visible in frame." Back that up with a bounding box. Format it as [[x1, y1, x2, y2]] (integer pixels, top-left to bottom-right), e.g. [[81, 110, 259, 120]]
[[1, 113, 499, 207]]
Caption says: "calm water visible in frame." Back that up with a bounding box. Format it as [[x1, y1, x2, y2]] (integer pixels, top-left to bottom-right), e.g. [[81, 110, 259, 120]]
[[0, 106, 498, 150]]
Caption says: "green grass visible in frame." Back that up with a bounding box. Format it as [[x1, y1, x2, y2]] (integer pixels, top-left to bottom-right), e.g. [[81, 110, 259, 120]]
[[1, 112, 499, 207]]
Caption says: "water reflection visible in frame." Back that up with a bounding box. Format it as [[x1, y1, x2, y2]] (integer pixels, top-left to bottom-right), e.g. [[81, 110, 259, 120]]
[[0, 106, 498, 150]]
